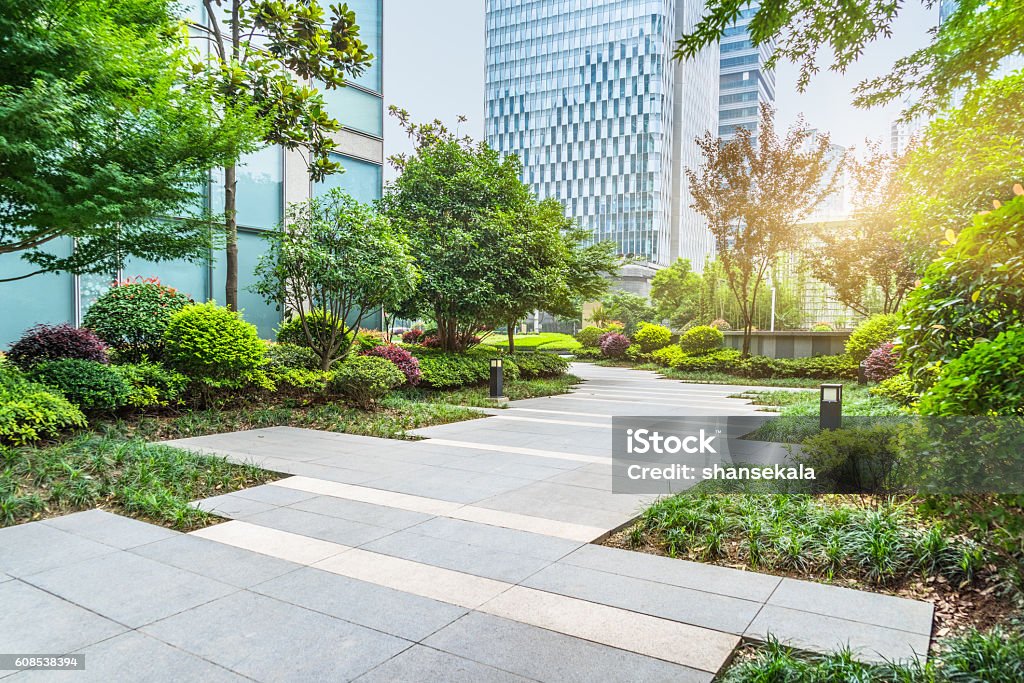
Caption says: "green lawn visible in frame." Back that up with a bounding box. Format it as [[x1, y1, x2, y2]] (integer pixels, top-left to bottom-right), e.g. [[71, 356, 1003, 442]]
[[484, 331, 582, 352]]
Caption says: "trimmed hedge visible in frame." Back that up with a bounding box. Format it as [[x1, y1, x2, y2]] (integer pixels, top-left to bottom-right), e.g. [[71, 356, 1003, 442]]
[[506, 352, 568, 378], [164, 302, 270, 391], [633, 322, 672, 353], [678, 325, 724, 356], [329, 356, 404, 409], [411, 347, 521, 389], [30, 359, 131, 412], [575, 326, 605, 348]]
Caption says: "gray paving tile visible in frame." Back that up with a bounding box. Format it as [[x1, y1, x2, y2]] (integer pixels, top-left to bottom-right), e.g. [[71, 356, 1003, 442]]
[[40, 510, 180, 549], [0, 580, 126, 654], [745, 604, 931, 663], [354, 645, 532, 683], [252, 566, 467, 641], [365, 468, 534, 504], [7, 631, 247, 683], [424, 612, 713, 683], [191, 492, 276, 518], [0, 572, 12, 583], [130, 534, 302, 588], [560, 544, 781, 602], [141, 590, 411, 682], [407, 516, 582, 561], [232, 483, 317, 506], [24, 551, 237, 628], [243, 506, 394, 546], [768, 578, 933, 634], [288, 493, 435, 531], [475, 490, 639, 528], [360, 530, 552, 583], [0, 522, 116, 577]]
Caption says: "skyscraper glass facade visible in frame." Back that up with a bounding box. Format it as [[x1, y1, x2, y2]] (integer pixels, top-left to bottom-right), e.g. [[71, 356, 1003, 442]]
[[485, 0, 718, 268], [717, 2, 775, 142]]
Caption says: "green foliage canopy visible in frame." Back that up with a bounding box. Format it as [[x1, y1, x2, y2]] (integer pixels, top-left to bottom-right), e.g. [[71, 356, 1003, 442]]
[[650, 258, 701, 327]]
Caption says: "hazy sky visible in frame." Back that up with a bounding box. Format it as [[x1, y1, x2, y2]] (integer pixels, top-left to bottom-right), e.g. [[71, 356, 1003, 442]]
[[382, 0, 938, 179]]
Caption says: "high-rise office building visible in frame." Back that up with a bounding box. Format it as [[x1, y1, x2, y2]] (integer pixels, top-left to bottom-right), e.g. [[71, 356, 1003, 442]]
[[485, 0, 719, 275], [0, 1, 385, 346], [717, 1, 776, 142]]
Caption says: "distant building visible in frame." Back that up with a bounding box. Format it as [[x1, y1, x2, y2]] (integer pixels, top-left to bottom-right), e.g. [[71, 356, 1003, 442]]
[[717, 1, 776, 143], [484, 0, 720, 275]]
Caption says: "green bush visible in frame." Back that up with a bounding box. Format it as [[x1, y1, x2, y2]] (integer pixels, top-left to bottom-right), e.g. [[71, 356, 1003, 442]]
[[164, 302, 270, 391], [737, 355, 785, 379], [651, 345, 685, 367], [0, 365, 87, 444], [870, 373, 919, 407], [506, 352, 568, 378], [678, 325, 724, 356], [353, 328, 386, 353], [575, 326, 605, 348], [82, 279, 193, 362], [112, 362, 188, 409], [329, 356, 405, 409], [413, 348, 520, 389], [796, 424, 903, 493], [782, 354, 859, 380], [633, 322, 672, 353], [30, 359, 131, 412], [276, 309, 348, 349], [265, 342, 321, 371], [269, 367, 333, 394], [572, 347, 603, 360], [845, 313, 899, 362], [624, 344, 651, 363], [919, 327, 1024, 416], [674, 348, 743, 372]]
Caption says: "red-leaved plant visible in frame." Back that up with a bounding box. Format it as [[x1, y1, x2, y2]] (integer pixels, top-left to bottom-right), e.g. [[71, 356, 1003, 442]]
[[361, 344, 421, 386]]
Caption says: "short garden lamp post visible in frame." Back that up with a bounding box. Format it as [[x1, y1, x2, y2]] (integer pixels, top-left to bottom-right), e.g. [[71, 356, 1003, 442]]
[[489, 358, 504, 399], [819, 383, 843, 430], [857, 361, 867, 385]]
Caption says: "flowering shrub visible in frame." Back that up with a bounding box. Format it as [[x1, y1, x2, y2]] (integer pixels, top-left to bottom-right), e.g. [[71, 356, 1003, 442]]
[[82, 277, 193, 362], [401, 328, 425, 344], [361, 344, 421, 386], [863, 343, 899, 382], [8, 324, 108, 369], [599, 332, 631, 358]]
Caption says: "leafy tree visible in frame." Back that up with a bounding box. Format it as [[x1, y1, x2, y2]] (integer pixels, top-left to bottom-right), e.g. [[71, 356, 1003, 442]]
[[380, 111, 533, 352], [687, 105, 841, 354], [601, 291, 656, 337], [804, 143, 917, 315], [673, 0, 1024, 118], [0, 0, 249, 280], [254, 190, 418, 370], [650, 258, 701, 328], [189, 0, 373, 310]]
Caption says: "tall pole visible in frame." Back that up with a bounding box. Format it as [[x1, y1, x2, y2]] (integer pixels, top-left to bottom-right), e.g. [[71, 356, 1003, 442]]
[[770, 287, 777, 332]]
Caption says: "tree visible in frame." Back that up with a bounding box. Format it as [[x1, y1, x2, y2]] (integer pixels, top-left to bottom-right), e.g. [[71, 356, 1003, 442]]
[[253, 190, 418, 370], [380, 111, 533, 352], [686, 105, 841, 355], [650, 258, 702, 328], [601, 291, 656, 337], [0, 0, 250, 281], [804, 143, 917, 316], [189, 1, 373, 310], [674, 0, 1024, 119]]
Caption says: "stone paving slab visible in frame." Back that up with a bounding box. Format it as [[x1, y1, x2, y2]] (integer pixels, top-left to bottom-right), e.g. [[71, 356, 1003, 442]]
[[353, 644, 534, 683], [0, 579, 127, 655], [0, 522, 116, 577], [768, 577, 935, 634], [404, 516, 582, 562], [40, 509, 179, 549], [242, 506, 396, 547]]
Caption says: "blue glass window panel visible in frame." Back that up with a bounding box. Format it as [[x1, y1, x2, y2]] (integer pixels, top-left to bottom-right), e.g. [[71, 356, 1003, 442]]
[[211, 230, 281, 339], [121, 255, 209, 304], [348, 0, 382, 92], [211, 146, 283, 230], [320, 85, 383, 137], [0, 239, 75, 348], [314, 154, 382, 204]]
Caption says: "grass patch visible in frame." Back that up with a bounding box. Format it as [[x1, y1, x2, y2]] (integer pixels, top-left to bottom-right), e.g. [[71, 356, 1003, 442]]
[[483, 332, 582, 352], [743, 385, 905, 443], [722, 627, 1024, 683], [396, 374, 580, 407], [656, 367, 845, 388], [0, 435, 276, 529]]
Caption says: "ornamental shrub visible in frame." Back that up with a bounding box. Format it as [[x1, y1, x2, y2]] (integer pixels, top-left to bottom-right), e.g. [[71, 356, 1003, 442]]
[[651, 345, 685, 368], [361, 344, 422, 386], [112, 362, 189, 409], [737, 355, 785, 379], [811, 322, 833, 332], [708, 319, 731, 331], [354, 329, 386, 353], [870, 373, 919, 407], [625, 344, 651, 363], [265, 343, 321, 371], [82, 278, 193, 361], [796, 424, 903, 493], [599, 332, 631, 358], [506, 352, 568, 378], [572, 347, 603, 360], [401, 328, 425, 344], [576, 326, 606, 348], [8, 323, 108, 369], [329, 356, 405, 409], [0, 365, 87, 444], [276, 309, 351, 353], [845, 314, 899, 362], [421, 334, 481, 350], [633, 322, 672, 353], [674, 349, 744, 373], [413, 348, 520, 388], [269, 368, 333, 394], [918, 327, 1024, 416], [30, 359, 131, 412], [863, 343, 899, 382], [164, 303, 269, 391], [678, 325, 724, 356], [782, 354, 859, 380]]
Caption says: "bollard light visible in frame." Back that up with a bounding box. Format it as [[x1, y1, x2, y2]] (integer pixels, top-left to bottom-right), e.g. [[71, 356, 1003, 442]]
[[819, 383, 843, 430], [857, 362, 867, 385], [489, 358, 504, 399]]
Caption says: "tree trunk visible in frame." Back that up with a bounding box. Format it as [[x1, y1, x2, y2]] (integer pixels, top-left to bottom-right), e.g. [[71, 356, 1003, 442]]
[[507, 324, 515, 354], [224, 162, 238, 311]]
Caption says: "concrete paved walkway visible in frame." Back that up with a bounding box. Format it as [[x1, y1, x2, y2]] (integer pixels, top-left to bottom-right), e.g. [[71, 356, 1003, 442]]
[[0, 364, 933, 681]]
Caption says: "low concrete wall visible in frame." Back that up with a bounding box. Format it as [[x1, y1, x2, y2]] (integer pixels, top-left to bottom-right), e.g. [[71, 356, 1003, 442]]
[[722, 331, 850, 358]]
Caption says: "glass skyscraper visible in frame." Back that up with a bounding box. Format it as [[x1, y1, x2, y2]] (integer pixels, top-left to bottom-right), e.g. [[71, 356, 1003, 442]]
[[485, 0, 719, 271], [717, 1, 775, 142]]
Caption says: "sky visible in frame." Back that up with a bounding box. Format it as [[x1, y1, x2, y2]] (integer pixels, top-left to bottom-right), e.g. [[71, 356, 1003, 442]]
[[382, 0, 938, 179]]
